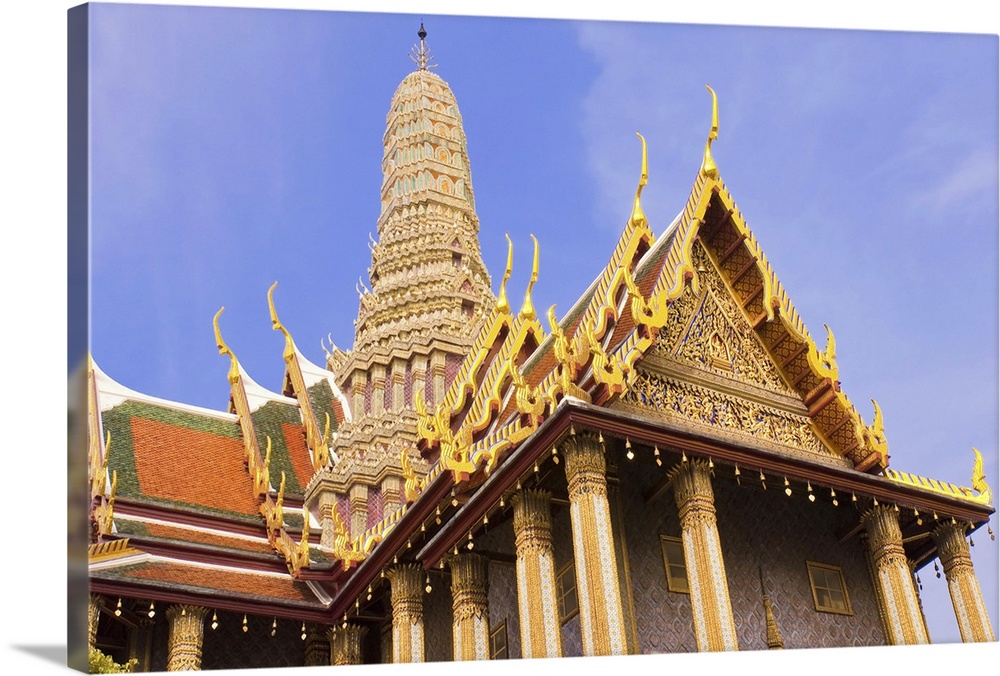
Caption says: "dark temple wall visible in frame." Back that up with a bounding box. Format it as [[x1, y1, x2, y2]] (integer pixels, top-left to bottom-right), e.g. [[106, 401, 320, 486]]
[[614, 447, 887, 653], [200, 610, 307, 671]]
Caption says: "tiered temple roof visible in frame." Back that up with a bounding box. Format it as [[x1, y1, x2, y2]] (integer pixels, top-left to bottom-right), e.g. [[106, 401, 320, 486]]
[[88, 36, 993, 655]]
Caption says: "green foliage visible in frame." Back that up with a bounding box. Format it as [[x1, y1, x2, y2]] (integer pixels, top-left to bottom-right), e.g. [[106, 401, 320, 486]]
[[89, 647, 137, 673]]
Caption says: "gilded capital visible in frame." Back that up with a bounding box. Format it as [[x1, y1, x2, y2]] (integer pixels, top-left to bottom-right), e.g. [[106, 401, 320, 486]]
[[387, 563, 424, 623], [862, 504, 906, 570], [561, 432, 608, 499], [932, 521, 973, 577], [512, 489, 555, 555], [331, 623, 368, 666], [672, 459, 716, 528], [450, 553, 490, 622]]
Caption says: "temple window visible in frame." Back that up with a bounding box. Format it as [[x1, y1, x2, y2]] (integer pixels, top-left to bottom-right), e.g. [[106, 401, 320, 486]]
[[489, 620, 508, 659], [556, 561, 579, 624], [660, 535, 689, 593], [452, 252, 462, 268], [806, 561, 852, 615]]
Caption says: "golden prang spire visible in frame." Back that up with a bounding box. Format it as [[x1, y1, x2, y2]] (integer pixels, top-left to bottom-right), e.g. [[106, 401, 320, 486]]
[[409, 22, 436, 71], [700, 84, 719, 179]]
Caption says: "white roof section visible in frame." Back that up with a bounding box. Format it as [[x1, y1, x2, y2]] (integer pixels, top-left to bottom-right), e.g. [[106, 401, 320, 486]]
[[295, 345, 353, 423], [92, 360, 237, 421]]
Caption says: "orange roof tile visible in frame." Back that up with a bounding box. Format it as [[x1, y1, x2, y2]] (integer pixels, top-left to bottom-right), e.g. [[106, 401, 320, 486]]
[[280, 422, 314, 490], [122, 561, 317, 602], [130, 417, 259, 516], [131, 521, 276, 556]]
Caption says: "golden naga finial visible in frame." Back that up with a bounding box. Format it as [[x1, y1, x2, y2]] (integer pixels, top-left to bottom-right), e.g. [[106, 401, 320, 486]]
[[254, 436, 272, 497], [268, 471, 286, 531], [700, 85, 720, 179], [496, 233, 514, 314], [401, 447, 421, 503], [91, 430, 111, 499], [971, 448, 992, 505], [267, 281, 295, 361], [213, 307, 241, 385], [807, 324, 839, 383], [629, 132, 649, 231], [519, 234, 539, 320]]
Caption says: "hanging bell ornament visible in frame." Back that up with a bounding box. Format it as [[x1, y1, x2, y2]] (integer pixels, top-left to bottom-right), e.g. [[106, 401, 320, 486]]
[[242, 614, 249, 633], [988, 525, 995, 542], [212, 611, 219, 631], [301, 622, 307, 640], [934, 561, 941, 579], [784, 477, 792, 497], [425, 575, 432, 594], [830, 488, 838, 507], [271, 618, 277, 637]]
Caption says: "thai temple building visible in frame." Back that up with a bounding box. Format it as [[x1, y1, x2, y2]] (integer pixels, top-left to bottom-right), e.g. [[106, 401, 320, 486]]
[[84, 26, 995, 671]]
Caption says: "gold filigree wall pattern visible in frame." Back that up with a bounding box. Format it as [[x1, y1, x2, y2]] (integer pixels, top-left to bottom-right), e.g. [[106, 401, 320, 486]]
[[662, 244, 788, 393], [621, 370, 830, 458]]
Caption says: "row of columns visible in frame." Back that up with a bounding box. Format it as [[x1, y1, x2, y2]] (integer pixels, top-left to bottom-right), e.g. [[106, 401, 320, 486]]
[[88, 434, 993, 670]]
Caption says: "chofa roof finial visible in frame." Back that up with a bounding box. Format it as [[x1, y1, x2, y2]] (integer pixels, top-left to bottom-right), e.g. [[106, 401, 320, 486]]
[[700, 84, 719, 179]]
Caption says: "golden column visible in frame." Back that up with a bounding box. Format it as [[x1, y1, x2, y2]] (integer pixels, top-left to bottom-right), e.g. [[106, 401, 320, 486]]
[[387, 564, 425, 662], [303, 623, 331, 666], [88, 594, 102, 648], [511, 489, 562, 658], [672, 459, 739, 652], [932, 521, 995, 642], [165, 605, 209, 671], [560, 432, 627, 656], [331, 624, 368, 665], [862, 504, 929, 645], [450, 553, 491, 660]]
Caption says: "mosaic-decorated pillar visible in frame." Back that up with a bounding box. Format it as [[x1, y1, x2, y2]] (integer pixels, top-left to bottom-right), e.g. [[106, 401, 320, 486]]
[[387, 564, 424, 663], [349, 484, 368, 539], [511, 489, 562, 658], [350, 371, 366, 418], [450, 553, 490, 661], [560, 432, 627, 656], [390, 358, 407, 412], [862, 505, 929, 645], [317, 497, 337, 549], [383, 475, 403, 516], [412, 355, 428, 407], [672, 459, 739, 652], [88, 594, 102, 648], [932, 521, 995, 642], [430, 353, 447, 405], [371, 364, 387, 415], [303, 623, 331, 666], [331, 624, 368, 665], [165, 605, 209, 671]]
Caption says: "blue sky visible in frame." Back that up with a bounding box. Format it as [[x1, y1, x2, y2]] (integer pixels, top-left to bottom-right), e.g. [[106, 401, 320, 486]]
[[2, 1, 998, 672]]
